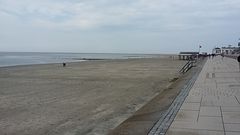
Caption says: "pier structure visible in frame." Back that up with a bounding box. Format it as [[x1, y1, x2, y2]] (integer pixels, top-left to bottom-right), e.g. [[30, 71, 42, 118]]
[[178, 52, 199, 60]]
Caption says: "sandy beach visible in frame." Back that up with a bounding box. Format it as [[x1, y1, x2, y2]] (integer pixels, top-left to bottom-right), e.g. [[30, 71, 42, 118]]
[[0, 58, 185, 135]]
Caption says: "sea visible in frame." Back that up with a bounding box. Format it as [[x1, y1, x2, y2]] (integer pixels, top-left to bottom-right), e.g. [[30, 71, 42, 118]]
[[0, 52, 169, 67]]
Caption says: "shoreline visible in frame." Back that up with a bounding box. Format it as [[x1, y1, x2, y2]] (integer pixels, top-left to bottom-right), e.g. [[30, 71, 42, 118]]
[[0, 52, 178, 68], [0, 56, 178, 68], [0, 61, 86, 69]]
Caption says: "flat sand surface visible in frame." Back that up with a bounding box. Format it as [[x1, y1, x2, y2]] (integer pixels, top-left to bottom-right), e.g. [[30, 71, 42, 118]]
[[0, 58, 184, 135]]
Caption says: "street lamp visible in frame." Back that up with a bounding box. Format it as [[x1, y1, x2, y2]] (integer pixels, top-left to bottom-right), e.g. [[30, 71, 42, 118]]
[[199, 45, 202, 54]]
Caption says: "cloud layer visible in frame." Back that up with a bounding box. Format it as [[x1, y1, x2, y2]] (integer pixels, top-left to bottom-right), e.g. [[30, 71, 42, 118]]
[[1, 0, 240, 53]]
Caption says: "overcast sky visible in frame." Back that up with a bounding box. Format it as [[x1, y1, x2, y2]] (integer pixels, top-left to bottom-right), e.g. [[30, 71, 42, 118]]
[[0, 0, 240, 53]]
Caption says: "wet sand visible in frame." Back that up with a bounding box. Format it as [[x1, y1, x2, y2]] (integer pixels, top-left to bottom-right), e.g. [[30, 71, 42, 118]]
[[0, 58, 185, 135]]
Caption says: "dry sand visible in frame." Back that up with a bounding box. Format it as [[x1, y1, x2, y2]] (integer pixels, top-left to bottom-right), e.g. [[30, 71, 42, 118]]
[[0, 58, 185, 135]]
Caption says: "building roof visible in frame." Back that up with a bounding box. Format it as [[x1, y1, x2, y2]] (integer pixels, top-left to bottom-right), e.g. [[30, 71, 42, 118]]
[[222, 47, 238, 49], [179, 52, 199, 55]]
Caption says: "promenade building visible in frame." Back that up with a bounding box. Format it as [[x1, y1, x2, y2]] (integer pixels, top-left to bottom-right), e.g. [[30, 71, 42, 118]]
[[212, 45, 240, 55], [212, 47, 221, 55], [221, 46, 239, 55]]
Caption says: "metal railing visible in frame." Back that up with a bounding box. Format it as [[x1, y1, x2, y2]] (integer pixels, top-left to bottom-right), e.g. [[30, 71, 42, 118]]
[[179, 60, 195, 74]]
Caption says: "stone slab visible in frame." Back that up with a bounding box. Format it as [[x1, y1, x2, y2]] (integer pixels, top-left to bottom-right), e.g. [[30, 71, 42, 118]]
[[166, 128, 224, 135], [223, 112, 240, 124], [224, 123, 240, 132], [180, 102, 200, 111], [174, 110, 199, 122], [199, 106, 221, 117]]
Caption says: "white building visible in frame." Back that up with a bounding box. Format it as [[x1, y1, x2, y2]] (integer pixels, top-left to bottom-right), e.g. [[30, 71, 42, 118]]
[[212, 45, 239, 55], [221, 46, 239, 55], [212, 47, 221, 55]]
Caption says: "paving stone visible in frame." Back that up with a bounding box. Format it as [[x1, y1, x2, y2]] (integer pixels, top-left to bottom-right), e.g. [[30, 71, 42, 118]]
[[221, 106, 240, 112], [196, 116, 224, 131], [224, 123, 240, 132], [171, 116, 224, 131], [201, 96, 240, 107], [174, 110, 198, 122], [201, 96, 221, 106], [225, 132, 240, 135], [170, 121, 196, 129], [166, 128, 224, 135], [223, 112, 240, 124], [184, 96, 202, 103], [180, 102, 200, 111], [219, 97, 240, 106], [199, 106, 221, 117]]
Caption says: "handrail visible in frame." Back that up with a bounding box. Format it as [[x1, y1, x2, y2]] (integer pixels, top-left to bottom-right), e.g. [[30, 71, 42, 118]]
[[179, 60, 195, 74], [179, 61, 190, 73]]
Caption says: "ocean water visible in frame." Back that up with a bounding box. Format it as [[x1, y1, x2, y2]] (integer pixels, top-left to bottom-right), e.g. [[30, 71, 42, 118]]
[[0, 52, 167, 67]]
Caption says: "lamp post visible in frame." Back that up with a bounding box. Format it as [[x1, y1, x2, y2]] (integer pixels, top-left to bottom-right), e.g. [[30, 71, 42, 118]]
[[199, 45, 202, 54], [198, 45, 202, 60]]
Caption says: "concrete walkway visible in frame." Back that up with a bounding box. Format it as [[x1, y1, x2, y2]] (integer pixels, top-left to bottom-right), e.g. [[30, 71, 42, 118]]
[[166, 56, 240, 135]]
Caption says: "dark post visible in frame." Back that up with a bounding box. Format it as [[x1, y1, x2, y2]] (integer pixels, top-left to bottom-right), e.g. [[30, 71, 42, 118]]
[[237, 56, 240, 72]]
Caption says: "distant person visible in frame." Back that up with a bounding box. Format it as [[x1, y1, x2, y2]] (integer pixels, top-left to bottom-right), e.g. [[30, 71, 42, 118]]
[[238, 55, 240, 72], [63, 63, 66, 67], [221, 53, 224, 60]]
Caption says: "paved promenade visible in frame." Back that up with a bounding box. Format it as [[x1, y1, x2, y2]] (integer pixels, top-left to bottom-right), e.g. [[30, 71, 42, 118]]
[[166, 56, 240, 135]]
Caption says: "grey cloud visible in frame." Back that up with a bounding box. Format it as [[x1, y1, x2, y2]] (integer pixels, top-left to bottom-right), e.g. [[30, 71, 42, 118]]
[[0, 0, 240, 53]]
